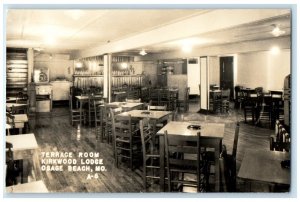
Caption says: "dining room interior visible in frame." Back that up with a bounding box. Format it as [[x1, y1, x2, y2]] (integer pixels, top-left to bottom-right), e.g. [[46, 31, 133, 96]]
[[4, 8, 293, 194]]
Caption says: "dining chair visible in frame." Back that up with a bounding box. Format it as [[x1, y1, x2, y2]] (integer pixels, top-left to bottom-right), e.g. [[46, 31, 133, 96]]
[[6, 112, 15, 136], [6, 141, 18, 186], [147, 104, 168, 133], [69, 95, 86, 126], [88, 94, 103, 126], [149, 88, 160, 106], [256, 93, 272, 128], [221, 89, 230, 113], [243, 93, 259, 124], [159, 89, 172, 110], [111, 109, 141, 170], [271, 94, 284, 128], [270, 120, 290, 152], [205, 121, 240, 192], [234, 86, 243, 109], [140, 87, 150, 103], [127, 88, 140, 100], [6, 111, 28, 135], [16, 92, 28, 104], [220, 122, 240, 192], [103, 105, 122, 144], [164, 130, 206, 192], [139, 119, 160, 190], [210, 91, 222, 113], [177, 87, 190, 112], [94, 99, 105, 141], [115, 92, 127, 102], [219, 145, 229, 192]]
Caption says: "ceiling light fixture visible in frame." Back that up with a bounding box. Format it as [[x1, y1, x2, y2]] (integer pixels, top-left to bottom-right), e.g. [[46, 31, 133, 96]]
[[139, 49, 147, 56], [271, 24, 285, 37], [182, 44, 192, 53], [33, 47, 43, 52], [44, 36, 56, 45], [270, 46, 280, 55]]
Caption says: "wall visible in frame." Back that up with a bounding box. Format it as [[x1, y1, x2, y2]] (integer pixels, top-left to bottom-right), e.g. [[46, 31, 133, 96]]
[[34, 53, 74, 82], [209, 56, 220, 86], [141, 37, 291, 93], [167, 75, 187, 100], [237, 49, 290, 91]]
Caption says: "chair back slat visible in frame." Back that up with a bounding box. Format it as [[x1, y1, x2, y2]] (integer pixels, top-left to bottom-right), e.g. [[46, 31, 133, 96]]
[[164, 130, 202, 192]]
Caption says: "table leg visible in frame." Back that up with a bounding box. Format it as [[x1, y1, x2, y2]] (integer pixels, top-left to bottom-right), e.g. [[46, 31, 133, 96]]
[[159, 135, 165, 191]]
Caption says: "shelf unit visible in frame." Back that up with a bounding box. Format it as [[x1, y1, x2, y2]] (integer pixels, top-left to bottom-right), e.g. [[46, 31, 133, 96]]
[[6, 48, 28, 97], [72, 74, 144, 89], [73, 75, 104, 89]]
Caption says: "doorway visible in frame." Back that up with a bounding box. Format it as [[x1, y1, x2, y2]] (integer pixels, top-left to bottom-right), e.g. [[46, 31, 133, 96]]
[[220, 56, 234, 100]]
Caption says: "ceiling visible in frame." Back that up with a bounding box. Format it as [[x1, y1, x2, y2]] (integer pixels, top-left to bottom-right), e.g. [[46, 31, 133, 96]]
[[6, 9, 291, 57]]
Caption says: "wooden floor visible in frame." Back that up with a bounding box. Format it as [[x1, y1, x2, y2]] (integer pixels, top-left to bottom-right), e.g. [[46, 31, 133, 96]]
[[25, 101, 280, 193]]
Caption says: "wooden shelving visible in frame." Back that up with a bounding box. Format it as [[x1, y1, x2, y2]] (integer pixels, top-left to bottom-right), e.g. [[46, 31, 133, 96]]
[[6, 48, 28, 97]]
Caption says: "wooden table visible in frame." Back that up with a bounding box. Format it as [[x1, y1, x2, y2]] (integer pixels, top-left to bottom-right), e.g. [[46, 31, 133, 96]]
[[117, 109, 173, 132], [6, 103, 28, 109], [107, 102, 144, 111], [6, 103, 28, 114], [6, 180, 48, 193], [7, 114, 28, 134], [6, 133, 42, 183], [6, 97, 18, 103], [238, 149, 290, 188], [156, 121, 225, 192]]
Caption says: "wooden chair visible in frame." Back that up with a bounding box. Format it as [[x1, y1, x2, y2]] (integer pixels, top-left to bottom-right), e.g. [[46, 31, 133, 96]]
[[221, 89, 230, 113], [111, 109, 141, 170], [164, 130, 204, 192], [140, 87, 150, 102], [271, 93, 284, 128], [210, 91, 222, 113], [220, 122, 240, 192], [127, 88, 139, 100], [6, 112, 15, 136], [103, 105, 122, 144], [6, 112, 28, 135], [69, 95, 86, 126], [6, 141, 18, 186], [94, 99, 105, 141], [115, 92, 127, 102], [88, 94, 103, 126], [243, 93, 258, 124], [256, 93, 272, 127], [16, 92, 28, 104], [159, 89, 171, 110], [139, 119, 160, 190], [177, 87, 190, 112], [270, 120, 290, 152], [149, 89, 160, 106], [234, 86, 243, 109]]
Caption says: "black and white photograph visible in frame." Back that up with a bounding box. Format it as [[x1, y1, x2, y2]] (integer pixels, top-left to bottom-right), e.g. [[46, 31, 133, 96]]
[[1, 1, 298, 200]]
